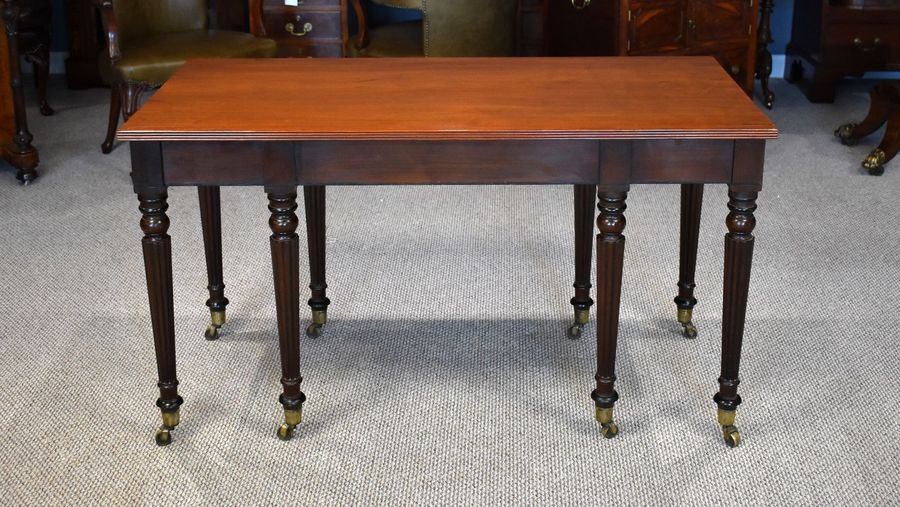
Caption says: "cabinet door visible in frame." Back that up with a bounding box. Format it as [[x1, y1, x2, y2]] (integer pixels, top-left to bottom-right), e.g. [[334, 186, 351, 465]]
[[545, 0, 618, 55], [626, 0, 685, 54], [686, 0, 751, 46]]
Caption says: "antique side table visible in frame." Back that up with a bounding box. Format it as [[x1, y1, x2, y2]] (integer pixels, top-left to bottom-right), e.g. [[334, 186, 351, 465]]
[[118, 57, 777, 448]]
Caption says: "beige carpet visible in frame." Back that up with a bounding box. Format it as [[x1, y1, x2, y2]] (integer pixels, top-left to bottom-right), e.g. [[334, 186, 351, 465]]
[[0, 76, 898, 505]]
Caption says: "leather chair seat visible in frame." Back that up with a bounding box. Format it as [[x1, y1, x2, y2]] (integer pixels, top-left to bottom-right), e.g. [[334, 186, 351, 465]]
[[99, 30, 278, 85], [349, 21, 422, 58], [370, 0, 422, 9]]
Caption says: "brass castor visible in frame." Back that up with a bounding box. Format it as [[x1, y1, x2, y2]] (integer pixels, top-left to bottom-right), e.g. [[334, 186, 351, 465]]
[[834, 123, 859, 146], [717, 408, 741, 448], [567, 308, 590, 339], [677, 308, 698, 339], [277, 408, 302, 441], [155, 409, 180, 447], [595, 406, 619, 439], [722, 425, 742, 448], [204, 310, 226, 340], [306, 310, 327, 338], [863, 149, 886, 176], [277, 423, 295, 441]]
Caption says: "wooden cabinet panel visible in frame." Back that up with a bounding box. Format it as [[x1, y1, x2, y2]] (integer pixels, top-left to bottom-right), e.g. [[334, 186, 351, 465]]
[[686, 0, 750, 45], [261, 0, 347, 57], [627, 0, 684, 54]]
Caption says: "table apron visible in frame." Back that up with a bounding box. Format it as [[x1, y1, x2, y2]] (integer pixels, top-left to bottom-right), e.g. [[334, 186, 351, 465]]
[[135, 139, 763, 189]]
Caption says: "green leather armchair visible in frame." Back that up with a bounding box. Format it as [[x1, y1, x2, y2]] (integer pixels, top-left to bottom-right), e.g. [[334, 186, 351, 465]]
[[350, 0, 518, 57], [97, 0, 277, 154]]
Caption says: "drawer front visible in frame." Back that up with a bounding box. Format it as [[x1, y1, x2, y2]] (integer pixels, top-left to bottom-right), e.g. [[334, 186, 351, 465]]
[[824, 22, 900, 68], [264, 9, 343, 42]]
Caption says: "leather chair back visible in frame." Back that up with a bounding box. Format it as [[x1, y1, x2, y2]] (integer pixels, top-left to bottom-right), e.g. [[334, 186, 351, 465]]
[[112, 0, 208, 45], [422, 0, 518, 56]]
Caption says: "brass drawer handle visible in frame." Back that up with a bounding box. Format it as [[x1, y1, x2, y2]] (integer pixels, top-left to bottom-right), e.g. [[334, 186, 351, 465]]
[[687, 19, 696, 29], [853, 37, 881, 52], [571, 0, 591, 9], [285, 21, 313, 37]]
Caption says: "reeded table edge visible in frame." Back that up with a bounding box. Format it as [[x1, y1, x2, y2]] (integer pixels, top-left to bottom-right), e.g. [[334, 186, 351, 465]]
[[117, 129, 779, 142]]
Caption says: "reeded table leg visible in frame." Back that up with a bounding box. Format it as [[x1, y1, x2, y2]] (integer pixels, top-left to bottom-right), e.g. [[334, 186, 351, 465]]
[[303, 186, 330, 338], [592, 189, 628, 439], [138, 192, 183, 446], [199, 186, 229, 340], [714, 190, 758, 448], [674, 184, 703, 339], [569, 184, 596, 339], [267, 189, 305, 441]]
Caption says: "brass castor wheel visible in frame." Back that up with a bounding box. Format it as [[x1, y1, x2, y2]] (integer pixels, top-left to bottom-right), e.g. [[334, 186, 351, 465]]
[[677, 308, 698, 339], [681, 322, 698, 339], [834, 123, 858, 146], [205, 311, 226, 340], [600, 422, 619, 439], [155, 409, 180, 446], [306, 323, 323, 338], [277, 423, 295, 441], [567, 323, 583, 339], [155, 427, 172, 446], [306, 310, 327, 338], [722, 425, 741, 448]]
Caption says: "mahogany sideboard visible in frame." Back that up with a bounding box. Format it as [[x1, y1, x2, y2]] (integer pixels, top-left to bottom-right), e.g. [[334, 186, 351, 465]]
[[0, 0, 39, 184], [118, 57, 776, 449]]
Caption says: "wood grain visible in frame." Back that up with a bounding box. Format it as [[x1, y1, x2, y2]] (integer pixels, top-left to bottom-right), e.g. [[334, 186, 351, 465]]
[[118, 57, 777, 142]]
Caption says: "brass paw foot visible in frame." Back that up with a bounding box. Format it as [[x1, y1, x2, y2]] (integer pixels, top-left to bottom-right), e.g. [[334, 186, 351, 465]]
[[155, 409, 180, 447], [306, 310, 327, 339], [567, 308, 590, 339], [863, 149, 886, 176], [834, 123, 858, 146], [204, 311, 225, 340], [677, 308, 698, 339], [595, 406, 619, 439], [717, 408, 741, 448], [277, 408, 302, 441]]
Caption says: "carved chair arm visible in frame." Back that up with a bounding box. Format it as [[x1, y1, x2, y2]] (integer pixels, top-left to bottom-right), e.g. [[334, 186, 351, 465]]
[[350, 0, 370, 50], [94, 0, 121, 63]]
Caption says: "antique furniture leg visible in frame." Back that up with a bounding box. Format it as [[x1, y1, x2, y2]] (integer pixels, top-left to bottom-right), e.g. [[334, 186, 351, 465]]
[[267, 189, 305, 441], [1, 2, 38, 184], [26, 44, 53, 116], [756, 0, 775, 109], [199, 186, 229, 340], [713, 190, 757, 448], [674, 183, 703, 339], [835, 82, 900, 175], [592, 188, 628, 439], [303, 186, 330, 338], [138, 191, 183, 446], [103, 82, 149, 154], [569, 184, 596, 339]]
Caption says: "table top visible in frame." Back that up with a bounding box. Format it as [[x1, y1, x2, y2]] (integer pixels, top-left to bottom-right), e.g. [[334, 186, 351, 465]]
[[118, 57, 777, 143]]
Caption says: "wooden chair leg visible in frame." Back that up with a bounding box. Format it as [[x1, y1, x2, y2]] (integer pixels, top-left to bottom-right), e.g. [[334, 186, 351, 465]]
[[27, 45, 53, 116], [864, 109, 900, 176], [101, 87, 121, 154], [835, 83, 890, 145]]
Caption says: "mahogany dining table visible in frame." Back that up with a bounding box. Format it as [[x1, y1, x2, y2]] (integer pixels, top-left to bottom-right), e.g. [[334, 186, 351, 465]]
[[118, 57, 777, 447]]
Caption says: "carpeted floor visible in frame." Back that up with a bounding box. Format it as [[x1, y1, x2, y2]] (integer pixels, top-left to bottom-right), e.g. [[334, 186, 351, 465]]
[[0, 75, 898, 505]]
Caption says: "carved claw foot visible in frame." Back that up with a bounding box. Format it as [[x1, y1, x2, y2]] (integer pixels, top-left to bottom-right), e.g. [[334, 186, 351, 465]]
[[677, 308, 698, 339], [155, 409, 180, 447], [863, 148, 886, 176], [277, 408, 302, 441], [567, 308, 590, 339], [718, 408, 741, 448], [306, 310, 327, 339], [595, 406, 619, 439], [204, 310, 226, 340], [834, 123, 858, 146]]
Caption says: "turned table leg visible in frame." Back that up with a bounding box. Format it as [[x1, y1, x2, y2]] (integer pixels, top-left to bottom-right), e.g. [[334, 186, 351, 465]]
[[138, 192, 183, 446], [569, 184, 596, 339], [714, 190, 758, 448], [592, 188, 628, 439], [674, 184, 703, 339], [199, 186, 229, 340], [267, 189, 305, 441], [303, 186, 330, 338]]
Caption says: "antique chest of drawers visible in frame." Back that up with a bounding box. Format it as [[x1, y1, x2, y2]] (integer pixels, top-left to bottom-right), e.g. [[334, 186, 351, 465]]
[[258, 0, 349, 57], [785, 0, 900, 102]]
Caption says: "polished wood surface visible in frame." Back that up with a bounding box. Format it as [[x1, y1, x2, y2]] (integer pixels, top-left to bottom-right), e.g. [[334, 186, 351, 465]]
[[119, 57, 775, 142]]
